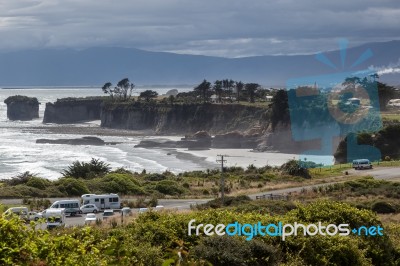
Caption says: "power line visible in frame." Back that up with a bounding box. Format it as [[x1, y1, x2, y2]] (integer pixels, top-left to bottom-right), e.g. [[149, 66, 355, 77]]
[[216, 154, 227, 205]]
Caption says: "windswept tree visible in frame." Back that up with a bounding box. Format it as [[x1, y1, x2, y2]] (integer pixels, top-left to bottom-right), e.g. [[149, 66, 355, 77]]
[[245, 83, 260, 103], [235, 81, 244, 102], [101, 78, 135, 101], [194, 79, 211, 103], [140, 90, 158, 102], [213, 80, 223, 103], [102, 82, 114, 99], [116, 78, 135, 101]]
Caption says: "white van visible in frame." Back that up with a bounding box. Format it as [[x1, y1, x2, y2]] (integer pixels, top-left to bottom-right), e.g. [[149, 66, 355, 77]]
[[49, 200, 81, 216], [3, 207, 29, 221], [45, 208, 65, 229], [352, 159, 372, 170]]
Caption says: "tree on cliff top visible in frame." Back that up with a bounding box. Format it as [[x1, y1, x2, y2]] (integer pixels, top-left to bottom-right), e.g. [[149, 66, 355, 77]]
[[140, 90, 158, 102], [244, 83, 260, 103], [102, 78, 135, 101], [194, 79, 211, 103]]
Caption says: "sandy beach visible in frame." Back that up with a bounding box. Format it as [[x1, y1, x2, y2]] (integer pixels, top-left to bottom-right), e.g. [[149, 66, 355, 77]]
[[175, 148, 297, 168]]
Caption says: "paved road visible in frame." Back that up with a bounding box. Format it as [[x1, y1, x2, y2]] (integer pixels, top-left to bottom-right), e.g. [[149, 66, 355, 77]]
[[349, 167, 400, 180], [4, 166, 400, 227]]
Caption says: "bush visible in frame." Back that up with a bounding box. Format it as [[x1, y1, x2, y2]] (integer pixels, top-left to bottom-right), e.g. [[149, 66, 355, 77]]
[[98, 173, 145, 195], [3, 171, 34, 186], [280, 160, 311, 179], [145, 173, 167, 181], [62, 158, 110, 179], [154, 180, 185, 196], [196, 195, 252, 209], [55, 178, 90, 196], [371, 201, 396, 214], [26, 176, 51, 190], [192, 236, 280, 266]]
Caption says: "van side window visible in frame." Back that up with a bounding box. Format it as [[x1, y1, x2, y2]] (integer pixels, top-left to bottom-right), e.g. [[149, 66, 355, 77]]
[[95, 199, 99, 202]]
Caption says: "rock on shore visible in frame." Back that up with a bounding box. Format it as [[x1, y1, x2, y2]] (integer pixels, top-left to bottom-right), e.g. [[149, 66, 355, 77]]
[[4, 95, 39, 121]]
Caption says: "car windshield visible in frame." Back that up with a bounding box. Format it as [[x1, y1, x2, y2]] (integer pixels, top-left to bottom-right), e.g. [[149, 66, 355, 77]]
[[103, 212, 113, 216]]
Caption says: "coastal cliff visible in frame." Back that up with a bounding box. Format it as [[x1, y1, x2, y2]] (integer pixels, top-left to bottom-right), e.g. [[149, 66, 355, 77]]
[[43, 97, 104, 124], [4, 95, 39, 121], [100, 102, 268, 134]]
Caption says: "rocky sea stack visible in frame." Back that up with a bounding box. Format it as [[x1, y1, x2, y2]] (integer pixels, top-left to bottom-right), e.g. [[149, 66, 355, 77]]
[[4, 95, 40, 121]]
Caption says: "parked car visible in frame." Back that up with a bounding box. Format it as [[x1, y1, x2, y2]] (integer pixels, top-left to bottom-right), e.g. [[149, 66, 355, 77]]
[[352, 159, 373, 170], [85, 213, 97, 224], [121, 207, 132, 216], [139, 208, 148, 213], [28, 211, 42, 221], [155, 205, 164, 211], [102, 209, 114, 220], [80, 204, 99, 214]]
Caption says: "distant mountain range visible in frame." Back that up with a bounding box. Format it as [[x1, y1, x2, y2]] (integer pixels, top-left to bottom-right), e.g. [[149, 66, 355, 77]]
[[0, 40, 399, 87]]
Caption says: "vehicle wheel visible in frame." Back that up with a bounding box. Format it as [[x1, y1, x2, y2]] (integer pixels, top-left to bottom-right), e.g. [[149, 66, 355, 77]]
[[71, 212, 76, 217], [35, 217, 39, 221], [93, 210, 97, 213]]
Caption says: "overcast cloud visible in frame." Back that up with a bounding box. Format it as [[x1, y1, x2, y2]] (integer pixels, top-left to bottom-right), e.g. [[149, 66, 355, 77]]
[[0, 0, 398, 57]]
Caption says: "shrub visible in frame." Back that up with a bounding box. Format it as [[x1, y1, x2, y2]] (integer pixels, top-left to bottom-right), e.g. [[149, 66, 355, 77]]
[[55, 178, 90, 196], [371, 201, 396, 214], [280, 160, 311, 179], [145, 173, 167, 181], [26, 176, 51, 190], [3, 171, 34, 186], [62, 158, 110, 179], [202, 189, 210, 196], [148, 196, 158, 207], [154, 180, 185, 196], [192, 236, 280, 266], [98, 173, 145, 195]]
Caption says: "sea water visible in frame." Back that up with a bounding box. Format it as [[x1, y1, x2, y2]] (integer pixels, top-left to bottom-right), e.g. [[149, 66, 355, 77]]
[[0, 87, 315, 180], [0, 87, 206, 179]]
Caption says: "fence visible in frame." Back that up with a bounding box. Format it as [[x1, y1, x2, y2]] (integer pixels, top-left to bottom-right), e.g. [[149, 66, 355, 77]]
[[255, 193, 289, 200]]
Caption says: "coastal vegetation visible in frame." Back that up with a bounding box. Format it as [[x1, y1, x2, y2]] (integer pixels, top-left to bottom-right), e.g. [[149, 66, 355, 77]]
[[0, 199, 399, 265], [0, 159, 314, 199]]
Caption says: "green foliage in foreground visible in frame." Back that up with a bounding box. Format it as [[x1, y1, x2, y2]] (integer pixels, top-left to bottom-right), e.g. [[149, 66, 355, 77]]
[[0, 201, 399, 265]]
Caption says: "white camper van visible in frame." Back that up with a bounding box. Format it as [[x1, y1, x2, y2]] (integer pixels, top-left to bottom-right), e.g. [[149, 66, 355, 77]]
[[3, 207, 29, 221], [44, 208, 65, 229], [48, 200, 81, 216], [81, 194, 121, 210]]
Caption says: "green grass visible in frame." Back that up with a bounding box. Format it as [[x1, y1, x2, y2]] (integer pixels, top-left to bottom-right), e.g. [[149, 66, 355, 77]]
[[381, 112, 400, 121]]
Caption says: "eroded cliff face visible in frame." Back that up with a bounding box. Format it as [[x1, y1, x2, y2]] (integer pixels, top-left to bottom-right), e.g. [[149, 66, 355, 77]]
[[100, 102, 268, 134], [4, 95, 39, 121], [43, 98, 104, 124]]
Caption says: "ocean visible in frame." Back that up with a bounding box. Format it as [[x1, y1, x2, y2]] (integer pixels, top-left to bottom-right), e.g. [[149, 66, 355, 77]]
[[0, 87, 325, 180]]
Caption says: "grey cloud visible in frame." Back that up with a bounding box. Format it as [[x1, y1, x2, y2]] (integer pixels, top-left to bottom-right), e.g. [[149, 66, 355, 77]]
[[0, 0, 398, 56]]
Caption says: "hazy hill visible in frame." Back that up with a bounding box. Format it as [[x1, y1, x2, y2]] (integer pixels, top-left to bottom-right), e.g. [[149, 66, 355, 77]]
[[0, 40, 398, 86]]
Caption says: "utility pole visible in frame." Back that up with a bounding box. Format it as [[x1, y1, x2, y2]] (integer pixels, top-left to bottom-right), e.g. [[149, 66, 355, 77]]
[[216, 155, 227, 205]]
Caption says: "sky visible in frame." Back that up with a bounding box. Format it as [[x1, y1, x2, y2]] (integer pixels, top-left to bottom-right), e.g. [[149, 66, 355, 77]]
[[0, 0, 399, 57]]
